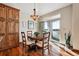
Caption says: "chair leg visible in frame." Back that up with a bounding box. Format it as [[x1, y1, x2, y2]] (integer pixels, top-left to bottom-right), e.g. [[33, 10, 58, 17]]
[[42, 49, 44, 56], [48, 46, 50, 55]]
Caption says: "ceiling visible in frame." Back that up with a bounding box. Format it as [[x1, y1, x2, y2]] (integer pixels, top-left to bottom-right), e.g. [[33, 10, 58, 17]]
[[5, 3, 71, 16]]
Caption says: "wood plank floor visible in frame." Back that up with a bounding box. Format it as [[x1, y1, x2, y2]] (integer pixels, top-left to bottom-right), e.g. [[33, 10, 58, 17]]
[[0, 42, 79, 56]]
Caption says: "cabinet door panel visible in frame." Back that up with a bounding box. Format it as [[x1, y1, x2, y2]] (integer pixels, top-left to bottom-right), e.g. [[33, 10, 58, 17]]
[[0, 21, 6, 33], [0, 35, 7, 49], [15, 22, 19, 33], [7, 21, 15, 33], [7, 8, 13, 19], [13, 10, 19, 20], [15, 34, 19, 46], [7, 34, 15, 47], [0, 5, 6, 18]]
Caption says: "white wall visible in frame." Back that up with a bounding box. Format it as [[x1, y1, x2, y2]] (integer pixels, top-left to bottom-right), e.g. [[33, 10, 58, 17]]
[[72, 4, 79, 49], [60, 5, 72, 44]]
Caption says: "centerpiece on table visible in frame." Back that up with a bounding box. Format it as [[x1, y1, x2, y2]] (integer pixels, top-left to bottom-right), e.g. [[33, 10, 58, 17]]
[[34, 32, 40, 37]]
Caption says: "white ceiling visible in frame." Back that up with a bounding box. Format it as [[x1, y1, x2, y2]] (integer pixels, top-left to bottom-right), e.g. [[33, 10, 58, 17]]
[[5, 3, 71, 16]]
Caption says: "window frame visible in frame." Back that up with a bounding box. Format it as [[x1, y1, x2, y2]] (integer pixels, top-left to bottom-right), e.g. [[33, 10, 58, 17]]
[[52, 19, 60, 41]]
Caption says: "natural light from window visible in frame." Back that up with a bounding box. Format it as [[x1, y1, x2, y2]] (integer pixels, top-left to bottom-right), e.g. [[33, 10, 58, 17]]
[[52, 20, 60, 29], [44, 21, 48, 29]]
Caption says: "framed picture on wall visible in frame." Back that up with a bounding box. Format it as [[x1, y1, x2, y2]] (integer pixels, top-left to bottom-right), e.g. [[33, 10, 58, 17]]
[[28, 20, 34, 29], [22, 21, 26, 27]]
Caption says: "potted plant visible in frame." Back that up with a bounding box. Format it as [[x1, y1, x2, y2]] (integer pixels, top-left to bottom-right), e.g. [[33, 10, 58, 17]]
[[34, 32, 40, 37], [65, 32, 72, 49]]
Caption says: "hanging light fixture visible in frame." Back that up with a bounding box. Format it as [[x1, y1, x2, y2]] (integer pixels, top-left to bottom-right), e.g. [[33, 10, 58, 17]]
[[30, 3, 39, 21]]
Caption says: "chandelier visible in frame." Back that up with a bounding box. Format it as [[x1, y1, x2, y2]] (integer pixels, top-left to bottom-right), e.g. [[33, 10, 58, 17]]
[[30, 3, 39, 21]]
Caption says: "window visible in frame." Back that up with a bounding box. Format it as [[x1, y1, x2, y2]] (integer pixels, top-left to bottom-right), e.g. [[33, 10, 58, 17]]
[[52, 20, 60, 29], [43, 21, 49, 32], [52, 20, 60, 41]]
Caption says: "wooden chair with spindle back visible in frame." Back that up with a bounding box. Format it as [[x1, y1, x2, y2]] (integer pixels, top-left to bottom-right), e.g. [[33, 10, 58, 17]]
[[21, 32, 26, 47], [36, 32, 50, 56], [21, 32, 27, 55], [21, 32, 34, 55], [27, 31, 36, 51], [27, 31, 32, 39], [42, 32, 50, 55]]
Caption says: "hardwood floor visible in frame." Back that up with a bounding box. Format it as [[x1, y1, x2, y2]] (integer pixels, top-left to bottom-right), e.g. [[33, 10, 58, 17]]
[[0, 42, 79, 56]]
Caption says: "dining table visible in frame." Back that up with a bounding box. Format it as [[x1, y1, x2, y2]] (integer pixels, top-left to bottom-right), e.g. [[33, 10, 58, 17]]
[[28, 35, 43, 39], [27, 36, 44, 51]]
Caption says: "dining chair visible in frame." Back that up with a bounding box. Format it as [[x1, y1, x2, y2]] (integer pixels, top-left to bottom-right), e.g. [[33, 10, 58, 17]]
[[21, 31, 34, 47], [21, 32, 26, 47], [27, 31, 35, 44], [27, 31, 32, 37], [27, 31, 36, 51], [21, 32, 27, 55], [36, 32, 50, 56], [21, 32, 34, 55]]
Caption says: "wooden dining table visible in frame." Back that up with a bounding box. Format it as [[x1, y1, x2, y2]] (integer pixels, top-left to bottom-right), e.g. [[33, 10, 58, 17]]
[[27, 36, 44, 51], [27, 35, 48, 44], [28, 36, 43, 40]]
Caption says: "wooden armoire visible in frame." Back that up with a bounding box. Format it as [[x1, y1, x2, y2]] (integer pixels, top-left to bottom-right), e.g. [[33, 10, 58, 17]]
[[0, 4, 19, 50]]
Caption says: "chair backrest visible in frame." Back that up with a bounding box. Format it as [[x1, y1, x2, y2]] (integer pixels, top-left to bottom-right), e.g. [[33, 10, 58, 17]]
[[42, 32, 50, 55], [21, 32, 26, 47], [27, 31, 32, 37], [43, 32, 50, 45]]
